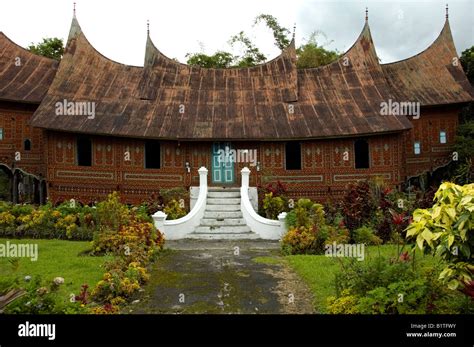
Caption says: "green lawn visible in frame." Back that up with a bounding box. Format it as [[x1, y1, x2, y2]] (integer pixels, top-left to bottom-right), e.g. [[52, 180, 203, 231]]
[[285, 244, 441, 313], [0, 238, 112, 299]]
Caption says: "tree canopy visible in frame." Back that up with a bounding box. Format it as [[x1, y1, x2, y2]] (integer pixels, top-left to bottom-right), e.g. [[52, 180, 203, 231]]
[[185, 14, 340, 69], [28, 37, 64, 61]]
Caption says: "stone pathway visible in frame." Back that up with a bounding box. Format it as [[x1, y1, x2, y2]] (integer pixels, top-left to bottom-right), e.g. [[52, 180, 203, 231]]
[[126, 240, 314, 314]]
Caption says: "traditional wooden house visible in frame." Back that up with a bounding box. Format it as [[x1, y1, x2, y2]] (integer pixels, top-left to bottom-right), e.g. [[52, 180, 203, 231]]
[[0, 32, 58, 203], [1, 11, 473, 207]]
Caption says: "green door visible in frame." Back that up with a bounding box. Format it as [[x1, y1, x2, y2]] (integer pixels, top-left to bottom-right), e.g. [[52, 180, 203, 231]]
[[212, 142, 234, 184]]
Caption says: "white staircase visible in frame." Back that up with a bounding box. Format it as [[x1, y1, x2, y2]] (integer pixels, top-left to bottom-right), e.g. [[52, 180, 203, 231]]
[[153, 167, 287, 240], [186, 187, 260, 240]]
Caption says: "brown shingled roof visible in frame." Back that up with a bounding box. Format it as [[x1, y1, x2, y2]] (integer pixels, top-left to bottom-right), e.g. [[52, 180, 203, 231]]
[[0, 32, 59, 103], [295, 23, 412, 137], [31, 15, 471, 140], [381, 19, 474, 106]]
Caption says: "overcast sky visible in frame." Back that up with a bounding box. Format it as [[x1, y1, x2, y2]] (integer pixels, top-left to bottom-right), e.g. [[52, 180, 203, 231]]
[[1, 0, 473, 66]]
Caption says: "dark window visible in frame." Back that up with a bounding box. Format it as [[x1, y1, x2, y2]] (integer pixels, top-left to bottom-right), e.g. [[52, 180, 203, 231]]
[[145, 140, 161, 169], [354, 139, 370, 169], [24, 139, 31, 151], [285, 142, 301, 170], [77, 136, 92, 166]]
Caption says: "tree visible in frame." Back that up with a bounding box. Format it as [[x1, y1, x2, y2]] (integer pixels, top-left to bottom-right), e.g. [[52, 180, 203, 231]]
[[28, 38, 64, 61], [406, 182, 474, 297], [460, 46, 474, 84], [253, 14, 291, 50], [450, 46, 474, 183], [186, 14, 339, 69], [185, 51, 234, 68], [296, 32, 340, 69], [228, 31, 267, 67]]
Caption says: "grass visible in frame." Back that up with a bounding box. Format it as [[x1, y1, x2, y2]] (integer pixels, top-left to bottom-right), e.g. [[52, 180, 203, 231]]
[[285, 244, 441, 313], [0, 238, 112, 299]]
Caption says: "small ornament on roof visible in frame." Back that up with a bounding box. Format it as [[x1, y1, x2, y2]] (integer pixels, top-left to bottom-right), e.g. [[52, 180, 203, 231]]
[[365, 7, 368, 22], [73, 2, 76, 16], [446, 3, 449, 19]]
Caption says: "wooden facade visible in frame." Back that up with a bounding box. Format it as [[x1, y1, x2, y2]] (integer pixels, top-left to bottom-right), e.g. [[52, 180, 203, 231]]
[[0, 14, 472, 205]]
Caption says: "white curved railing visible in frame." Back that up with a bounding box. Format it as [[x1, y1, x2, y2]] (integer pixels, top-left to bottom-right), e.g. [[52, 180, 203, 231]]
[[240, 167, 288, 240], [152, 167, 208, 240]]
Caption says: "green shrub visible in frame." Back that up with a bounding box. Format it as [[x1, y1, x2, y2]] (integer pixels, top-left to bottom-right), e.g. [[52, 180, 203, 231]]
[[285, 198, 325, 228], [322, 224, 350, 245], [406, 182, 474, 295], [163, 199, 187, 220], [281, 226, 317, 255], [263, 192, 286, 220], [329, 256, 468, 314], [326, 289, 360, 314], [160, 187, 189, 207], [353, 226, 382, 245]]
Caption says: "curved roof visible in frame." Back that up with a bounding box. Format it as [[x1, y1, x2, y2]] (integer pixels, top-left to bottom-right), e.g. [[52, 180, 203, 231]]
[[0, 32, 59, 103], [381, 19, 474, 106], [30, 16, 472, 140], [295, 22, 412, 137]]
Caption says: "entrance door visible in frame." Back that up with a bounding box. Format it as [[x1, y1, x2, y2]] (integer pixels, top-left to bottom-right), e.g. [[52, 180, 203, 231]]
[[212, 142, 234, 185]]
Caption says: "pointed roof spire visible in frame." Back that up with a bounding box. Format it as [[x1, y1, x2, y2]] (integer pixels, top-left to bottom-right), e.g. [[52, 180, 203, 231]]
[[445, 3, 449, 19], [73, 2, 76, 16], [292, 23, 296, 40], [365, 7, 368, 22], [147, 19, 150, 35]]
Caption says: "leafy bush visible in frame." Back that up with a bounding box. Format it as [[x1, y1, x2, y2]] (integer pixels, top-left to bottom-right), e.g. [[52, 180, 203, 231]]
[[285, 198, 325, 229], [160, 187, 189, 206], [262, 192, 286, 220], [353, 226, 382, 245], [163, 199, 187, 220], [89, 193, 164, 309], [322, 223, 350, 245], [4, 276, 88, 314], [341, 181, 376, 231], [326, 289, 360, 314], [281, 226, 317, 255], [0, 191, 161, 241], [328, 256, 467, 314], [406, 182, 474, 296]]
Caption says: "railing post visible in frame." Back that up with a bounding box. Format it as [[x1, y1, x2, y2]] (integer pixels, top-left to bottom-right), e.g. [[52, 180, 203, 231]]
[[241, 167, 250, 190], [278, 212, 288, 235], [198, 166, 208, 189], [152, 210, 167, 230]]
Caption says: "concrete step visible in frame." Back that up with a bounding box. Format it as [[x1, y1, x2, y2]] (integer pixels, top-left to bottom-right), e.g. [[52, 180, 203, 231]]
[[185, 232, 260, 240], [194, 225, 251, 234], [206, 198, 240, 205], [208, 191, 240, 198], [208, 187, 240, 192], [205, 204, 241, 212], [200, 218, 246, 226], [203, 211, 243, 219]]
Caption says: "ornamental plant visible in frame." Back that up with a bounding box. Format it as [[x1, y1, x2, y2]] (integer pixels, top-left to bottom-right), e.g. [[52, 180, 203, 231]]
[[406, 182, 474, 296], [163, 199, 187, 220], [262, 192, 286, 220]]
